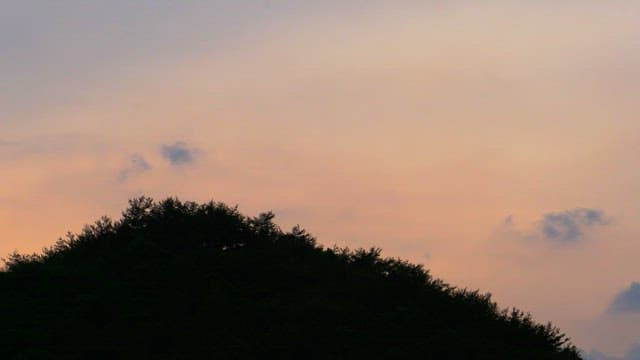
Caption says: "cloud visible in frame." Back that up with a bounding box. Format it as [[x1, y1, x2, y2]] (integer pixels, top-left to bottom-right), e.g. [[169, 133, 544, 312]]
[[584, 343, 640, 360], [584, 283, 640, 360], [609, 282, 640, 314], [628, 344, 640, 360], [161, 141, 196, 166], [627, 344, 640, 360], [117, 154, 151, 183], [584, 349, 620, 360], [497, 208, 608, 244], [503, 214, 514, 226], [533, 208, 608, 243]]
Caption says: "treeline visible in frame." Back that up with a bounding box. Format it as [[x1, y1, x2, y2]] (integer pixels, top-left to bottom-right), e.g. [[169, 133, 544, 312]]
[[0, 197, 582, 359]]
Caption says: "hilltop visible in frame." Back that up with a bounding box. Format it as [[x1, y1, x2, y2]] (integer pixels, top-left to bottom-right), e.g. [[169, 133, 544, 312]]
[[0, 197, 582, 359]]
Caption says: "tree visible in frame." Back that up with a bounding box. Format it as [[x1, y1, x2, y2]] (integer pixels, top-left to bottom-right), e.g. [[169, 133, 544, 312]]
[[0, 197, 582, 359]]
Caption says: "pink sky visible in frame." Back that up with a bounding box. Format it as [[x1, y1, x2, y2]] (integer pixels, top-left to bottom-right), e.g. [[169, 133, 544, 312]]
[[2, 2, 640, 357]]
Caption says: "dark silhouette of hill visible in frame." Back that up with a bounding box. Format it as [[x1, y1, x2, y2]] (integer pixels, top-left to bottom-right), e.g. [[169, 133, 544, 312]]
[[1, 197, 582, 359]]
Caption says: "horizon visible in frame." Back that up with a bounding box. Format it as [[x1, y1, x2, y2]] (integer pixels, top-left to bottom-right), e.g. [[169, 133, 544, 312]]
[[2, 2, 639, 358]]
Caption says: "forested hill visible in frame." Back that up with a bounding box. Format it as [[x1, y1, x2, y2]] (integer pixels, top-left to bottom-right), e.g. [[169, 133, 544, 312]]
[[1, 197, 582, 359]]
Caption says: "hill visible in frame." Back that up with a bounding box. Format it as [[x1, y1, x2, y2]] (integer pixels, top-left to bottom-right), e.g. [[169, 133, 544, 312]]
[[0, 197, 582, 359]]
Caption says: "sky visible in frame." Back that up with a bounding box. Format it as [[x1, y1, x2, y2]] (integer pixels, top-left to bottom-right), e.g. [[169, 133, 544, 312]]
[[2, 1, 640, 357]]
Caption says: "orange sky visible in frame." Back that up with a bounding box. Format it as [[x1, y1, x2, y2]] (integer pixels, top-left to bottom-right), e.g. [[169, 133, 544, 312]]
[[2, 2, 640, 357]]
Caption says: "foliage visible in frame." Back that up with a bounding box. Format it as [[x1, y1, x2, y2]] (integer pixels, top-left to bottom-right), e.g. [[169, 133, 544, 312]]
[[0, 197, 582, 359]]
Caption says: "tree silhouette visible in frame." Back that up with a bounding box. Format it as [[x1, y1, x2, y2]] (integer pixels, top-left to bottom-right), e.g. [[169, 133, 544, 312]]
[[0, 197, 583, 359]]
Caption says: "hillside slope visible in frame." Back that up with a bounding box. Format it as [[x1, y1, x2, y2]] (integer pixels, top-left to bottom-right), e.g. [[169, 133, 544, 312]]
[[1, 197, 582, 359]]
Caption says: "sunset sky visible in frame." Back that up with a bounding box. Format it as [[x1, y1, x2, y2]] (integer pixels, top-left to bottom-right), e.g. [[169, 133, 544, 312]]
[[2, 1, 640, 358]]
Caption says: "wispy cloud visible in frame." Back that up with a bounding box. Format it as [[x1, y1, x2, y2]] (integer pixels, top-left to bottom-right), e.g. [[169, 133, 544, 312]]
[[117, 154, 151, 183], [584, 343, 640, 360], [499, 208, 609, 244], [533, 208, 608, 243], [503, 214, 514, 226], [628, 344, 640, 360], [584, 349, 619, 360], [161, 141, 196, 166], [609, 282, 640, 314]]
